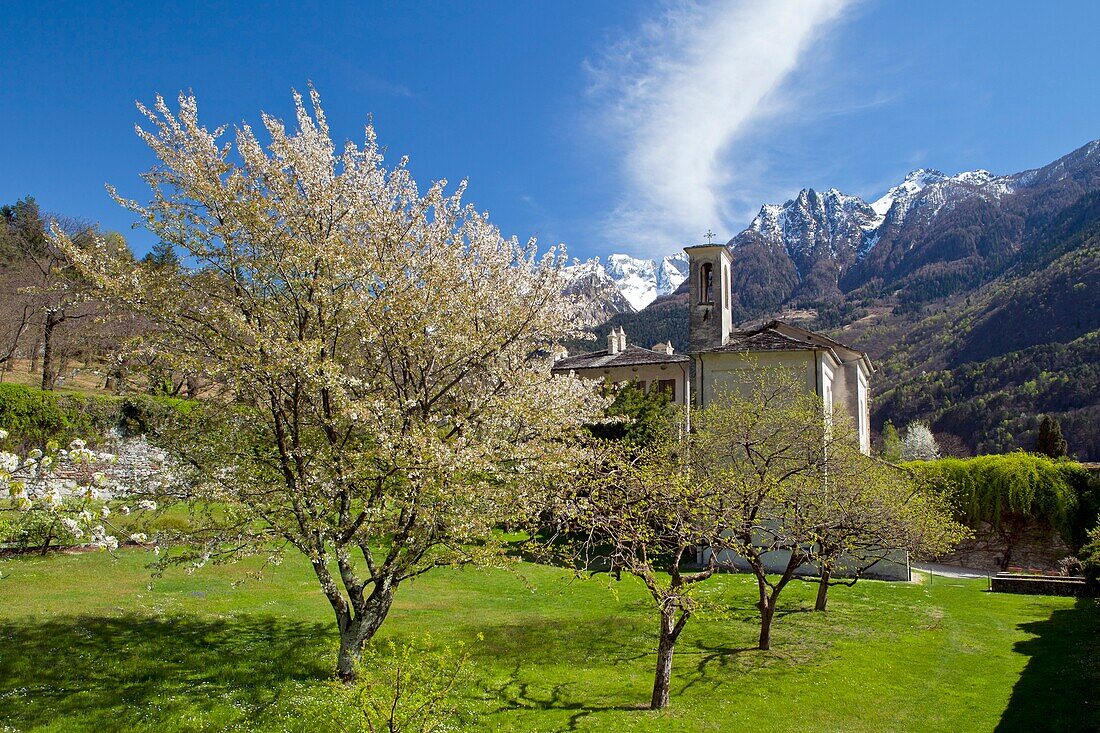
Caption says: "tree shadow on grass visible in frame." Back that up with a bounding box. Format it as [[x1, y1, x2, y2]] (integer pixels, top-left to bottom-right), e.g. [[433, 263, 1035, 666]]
[[0, 614, 333, 731], [483, 664, 647, 732], [994, 598, 1100, 733]]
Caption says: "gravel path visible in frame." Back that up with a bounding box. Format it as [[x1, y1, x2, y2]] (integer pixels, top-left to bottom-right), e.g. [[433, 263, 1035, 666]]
[[911, 561, 990, 580]]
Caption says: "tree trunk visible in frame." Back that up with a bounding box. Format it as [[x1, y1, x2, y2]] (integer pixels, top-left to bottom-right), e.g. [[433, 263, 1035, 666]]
[[335, 584, 396, 681], [29, 337, 40, 374], [815, 567, 831, 612], [650, 609, 678, 710], [758, 597, 775, 651], [40, 313, 58, 390]]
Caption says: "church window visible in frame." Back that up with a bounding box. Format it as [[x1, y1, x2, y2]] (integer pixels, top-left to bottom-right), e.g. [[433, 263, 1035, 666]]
[[700, 263, 714, 304], [656, 379, 677, 401]]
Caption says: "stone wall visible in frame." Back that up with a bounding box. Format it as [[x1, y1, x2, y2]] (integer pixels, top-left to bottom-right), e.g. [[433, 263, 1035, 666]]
[[990, 574, 1091, 597], [939, 521, 1073, 572]]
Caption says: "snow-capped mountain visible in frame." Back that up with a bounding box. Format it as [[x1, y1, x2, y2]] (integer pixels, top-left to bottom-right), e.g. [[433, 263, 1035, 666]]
[[721, 160, 1040, 309], [736, 167, 1019, 270], [602, 253, 690, 310], [560, 259, 636, 326], [586, 138, 1100, 327], [563, 253, 689, 315], [869, 168, 948, 218]]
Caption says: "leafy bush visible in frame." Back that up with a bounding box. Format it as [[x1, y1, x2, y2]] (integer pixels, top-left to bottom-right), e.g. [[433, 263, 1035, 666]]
[[315, 634, 479, 732], [1081, 525, 1100, 588], [586, 381, 676, 447], [0, 384, 118, 449], [0, 503, 83, 553], [0, 384, 191, 449], [906, 452, 1099, 550]]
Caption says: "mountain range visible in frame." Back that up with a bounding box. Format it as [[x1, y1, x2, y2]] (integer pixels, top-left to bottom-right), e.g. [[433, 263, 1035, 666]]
[[562, 252, 689, 323], [576, 138, 1100, 460]]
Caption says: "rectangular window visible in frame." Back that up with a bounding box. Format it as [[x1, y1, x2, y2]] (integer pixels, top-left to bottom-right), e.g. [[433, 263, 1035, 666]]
[[656, 379, 677, 402]]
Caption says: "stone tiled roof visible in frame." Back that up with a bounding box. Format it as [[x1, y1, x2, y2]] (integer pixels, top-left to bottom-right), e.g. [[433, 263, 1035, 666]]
[[706, 327, 819, 353], [697, 320, 872, 372], [552, 344, 690, 372]]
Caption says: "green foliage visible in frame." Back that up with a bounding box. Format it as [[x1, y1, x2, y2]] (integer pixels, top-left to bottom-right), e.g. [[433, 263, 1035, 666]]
[[1036, 415, 1069, 458], [906, 453, 1098, 547], [880, 420, 902, 462], [319, 634, 478, 733], [0, 383, 117, 448], [586, 381, 676, 447], [1080, 524, 1100, 587], [0, 504, 81, 552], [0, 383, 192, 448], [140, 241, 180, 271]]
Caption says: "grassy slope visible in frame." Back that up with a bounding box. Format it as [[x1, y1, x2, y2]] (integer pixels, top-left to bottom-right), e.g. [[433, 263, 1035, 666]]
[[0, 550, 1096, 733]]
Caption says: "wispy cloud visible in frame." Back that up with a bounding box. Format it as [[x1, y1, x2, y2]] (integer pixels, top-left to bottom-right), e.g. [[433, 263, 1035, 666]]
[[586, 0, 852, 255]]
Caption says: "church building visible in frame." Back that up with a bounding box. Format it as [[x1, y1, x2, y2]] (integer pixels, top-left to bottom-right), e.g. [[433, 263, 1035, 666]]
[[551, 327, 691, 406], [551, 243, 874, 456], [684, 244, 874, 454]]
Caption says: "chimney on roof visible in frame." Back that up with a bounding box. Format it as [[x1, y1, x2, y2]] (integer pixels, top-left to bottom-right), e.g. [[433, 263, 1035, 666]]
[[652, 341, 674, 355], [607, 329, 620, 355], [552, 345, 569, 362], [617, 327, 627, 351]]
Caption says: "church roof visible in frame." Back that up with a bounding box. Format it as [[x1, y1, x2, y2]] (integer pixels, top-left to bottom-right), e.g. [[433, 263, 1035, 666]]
[[697, 320, 874, 372], [552, 344, 690, 372]]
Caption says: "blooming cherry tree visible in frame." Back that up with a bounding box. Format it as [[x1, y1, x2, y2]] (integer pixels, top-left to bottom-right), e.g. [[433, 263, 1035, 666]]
[[54, 87, 605, 678]]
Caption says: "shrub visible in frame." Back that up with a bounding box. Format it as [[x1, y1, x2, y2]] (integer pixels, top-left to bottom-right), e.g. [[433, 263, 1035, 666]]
[[0, 384, 118, 449], [0, 384, 191, 449], [1081, 525, 1100, 588], [906, 452, 1099, 550], [317, 634, 479, 732]]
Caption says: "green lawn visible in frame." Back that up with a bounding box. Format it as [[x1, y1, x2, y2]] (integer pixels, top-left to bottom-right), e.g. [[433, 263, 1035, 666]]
[[0, 550, 1096, 732]]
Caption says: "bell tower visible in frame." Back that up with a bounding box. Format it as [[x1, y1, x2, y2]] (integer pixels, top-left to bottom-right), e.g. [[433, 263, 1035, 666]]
[[685, 241, 732, 352]]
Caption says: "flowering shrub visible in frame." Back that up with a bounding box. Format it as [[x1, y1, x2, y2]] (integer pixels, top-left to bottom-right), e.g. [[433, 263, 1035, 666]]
[[0, 428, 157, 560], [319, 633, 480, 733]]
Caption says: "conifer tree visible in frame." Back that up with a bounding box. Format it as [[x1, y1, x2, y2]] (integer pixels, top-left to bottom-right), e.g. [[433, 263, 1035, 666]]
[[1036, 415, 1069, 459]]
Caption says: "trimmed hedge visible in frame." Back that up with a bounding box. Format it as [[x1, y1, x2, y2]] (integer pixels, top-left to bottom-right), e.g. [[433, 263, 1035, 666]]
[[906, 452, 1100, 550], [0, 383, 192, 449]]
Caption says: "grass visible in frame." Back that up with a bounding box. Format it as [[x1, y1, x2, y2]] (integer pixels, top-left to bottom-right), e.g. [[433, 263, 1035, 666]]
[[0, 360, 112, 397], [0, 549, 1097, 732]]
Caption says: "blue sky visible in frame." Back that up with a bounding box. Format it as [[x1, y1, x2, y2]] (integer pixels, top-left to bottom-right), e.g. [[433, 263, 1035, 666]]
[[2, 1, 1099, 261]]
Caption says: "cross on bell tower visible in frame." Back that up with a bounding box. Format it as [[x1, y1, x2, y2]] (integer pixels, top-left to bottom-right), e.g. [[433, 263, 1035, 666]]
[[704, 229, 716, 244]]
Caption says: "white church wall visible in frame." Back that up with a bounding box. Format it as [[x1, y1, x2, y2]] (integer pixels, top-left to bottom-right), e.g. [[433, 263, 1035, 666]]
[[697, 351, 817, 408], [700, 546, 910, 582]]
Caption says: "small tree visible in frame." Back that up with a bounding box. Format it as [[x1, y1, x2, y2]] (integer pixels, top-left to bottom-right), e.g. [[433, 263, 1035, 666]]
[[693, 371, 849, 651], [880, 420, 902, 462], [547, 436, 726, 710], [323, 634, 478, 733], [902, 421, 940, 461], [1036, 415, 1069, 459], [56, 88, 604, 679], [1080, 524, 1100, 589], [0, 428, 156, 563], [586, 380, 675, 446], [810, 452, 968, 611]]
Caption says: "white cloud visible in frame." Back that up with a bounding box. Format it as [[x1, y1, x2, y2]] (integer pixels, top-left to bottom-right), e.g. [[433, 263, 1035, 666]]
[[587, 0, 851, 255]]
